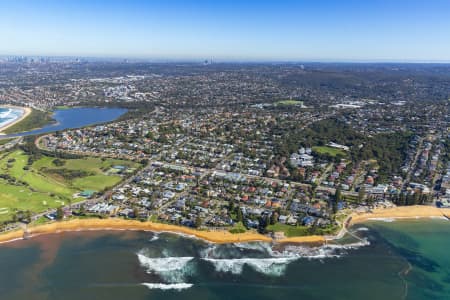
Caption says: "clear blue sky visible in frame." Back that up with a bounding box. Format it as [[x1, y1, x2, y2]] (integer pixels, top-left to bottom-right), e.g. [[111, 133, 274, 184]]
[[1, 0, 449, 61]]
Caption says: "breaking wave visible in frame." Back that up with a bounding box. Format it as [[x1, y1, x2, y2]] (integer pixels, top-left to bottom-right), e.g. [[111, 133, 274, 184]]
[[203, 257, 296, 276], [233, 242, 273, 252], [137, 252, 194, 283], [354, 227, 370, 232], [149, 234, 160, 242], [202, 237, 370, 276], [0, 108, 13, 119], [368, 217, 395, 222], [141, 282, 193, 291]]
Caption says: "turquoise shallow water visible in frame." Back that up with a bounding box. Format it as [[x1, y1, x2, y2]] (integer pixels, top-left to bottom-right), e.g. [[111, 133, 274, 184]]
[[0, 219, 449, 300]]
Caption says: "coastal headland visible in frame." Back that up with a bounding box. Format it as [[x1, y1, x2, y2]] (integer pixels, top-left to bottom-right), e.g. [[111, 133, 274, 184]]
[[1, 205, 449, 246]]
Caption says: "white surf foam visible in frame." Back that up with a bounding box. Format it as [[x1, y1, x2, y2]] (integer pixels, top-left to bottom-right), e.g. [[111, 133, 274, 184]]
[[368, 217, 395, 222], [0, 108, 13, 119], [354, 227, 370, 232], [137, 253, 194, 283], [149, 234, 160, 242], [141, 282, 193, 291], [233, 242, 273, 253], [203, 257, 296, 276], [272, 238, 370, 260], [0, 108, 23, 128]]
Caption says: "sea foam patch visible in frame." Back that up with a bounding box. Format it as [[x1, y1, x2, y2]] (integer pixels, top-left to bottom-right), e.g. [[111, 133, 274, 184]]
[[367, 217, 395, 222], [141, 282, 193, 291], [149, 233, 160, 242], [203, 257, 296, 276], [137, 252, 194, 283]]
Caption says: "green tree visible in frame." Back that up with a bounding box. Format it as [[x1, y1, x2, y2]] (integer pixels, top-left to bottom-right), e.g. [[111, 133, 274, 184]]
[[335, 186, 342, 202], [79, 204, 86, 215], [195, 216, 202, 228], [56, 207, 64, 220], [270, 212, 278, 225], [133, 207, 139, 218], [237, 207, 243, 223], [24, 210, 32, 223], [358, 186, 366, 204], [228, 200, 235, 213], [332, 200, 338, 214]]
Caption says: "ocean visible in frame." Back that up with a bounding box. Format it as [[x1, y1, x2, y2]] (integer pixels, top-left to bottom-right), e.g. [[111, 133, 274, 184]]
[[0, 107, 23, 129], [0, 219, 449, 300]]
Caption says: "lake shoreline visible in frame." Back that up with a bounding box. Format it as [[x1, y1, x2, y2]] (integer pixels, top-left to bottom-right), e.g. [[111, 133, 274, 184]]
[[0, 107, 127, 139]]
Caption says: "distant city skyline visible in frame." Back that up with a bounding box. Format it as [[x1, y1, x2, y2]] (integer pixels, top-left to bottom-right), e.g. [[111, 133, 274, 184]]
[[1, 0, 450, 62]]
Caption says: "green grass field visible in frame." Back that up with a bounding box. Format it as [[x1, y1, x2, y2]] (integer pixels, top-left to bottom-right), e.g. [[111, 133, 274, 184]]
[[275, 100, 304, 106], [53, 105, 72, 110], [267, 222, 338, 237], [266, 223, 310, 237], [0, 150, 139, 222], [312, 146, 347, 157]]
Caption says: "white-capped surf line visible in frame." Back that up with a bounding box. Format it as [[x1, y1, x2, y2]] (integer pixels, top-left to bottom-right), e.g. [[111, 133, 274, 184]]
[[233, 242, 273, 253], [354, 227, 370, 232], [0, 107, 22, 127], [202, 236, 371, 277], [137, 252, 194, 283], [141, 282, 193, 291], [149, 233, 160, 242], [367, 217, 395, 222], [0, 108, 13, 119], [203, 257, 297, 276]]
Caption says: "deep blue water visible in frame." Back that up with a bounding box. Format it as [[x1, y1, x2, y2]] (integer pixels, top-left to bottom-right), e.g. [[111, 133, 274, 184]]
[[3, 107, 127, 138], [0, 219, 449, 300]]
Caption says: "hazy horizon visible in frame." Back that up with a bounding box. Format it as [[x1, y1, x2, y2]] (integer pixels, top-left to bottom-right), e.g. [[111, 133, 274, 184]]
[[1, 0, 450, 62]]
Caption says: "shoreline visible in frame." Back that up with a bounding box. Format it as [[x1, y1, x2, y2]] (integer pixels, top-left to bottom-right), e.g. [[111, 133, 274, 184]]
[[0, 218, 325, 245], [0, 105, 32, 134], [349, 205, 450, 225], [0, 205, 449, 246]]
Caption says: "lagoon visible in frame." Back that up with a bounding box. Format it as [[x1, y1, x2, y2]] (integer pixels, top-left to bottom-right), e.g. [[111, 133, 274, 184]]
[[2, 107, 127, 138]]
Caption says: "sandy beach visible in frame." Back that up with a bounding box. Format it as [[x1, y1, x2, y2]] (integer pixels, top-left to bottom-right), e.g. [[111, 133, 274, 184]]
[[0, 105, 32, 134], [0, 205, 449, 246], [350, 205, 450, 225], [0, 218, 327, 245], [0, 229, 25, 244]]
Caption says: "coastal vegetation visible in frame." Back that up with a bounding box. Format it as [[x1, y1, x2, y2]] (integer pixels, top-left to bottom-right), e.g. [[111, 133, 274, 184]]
[[0, 138, 13, 146], [2, 109, 54, 134], [276, 119, 411, 180]]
